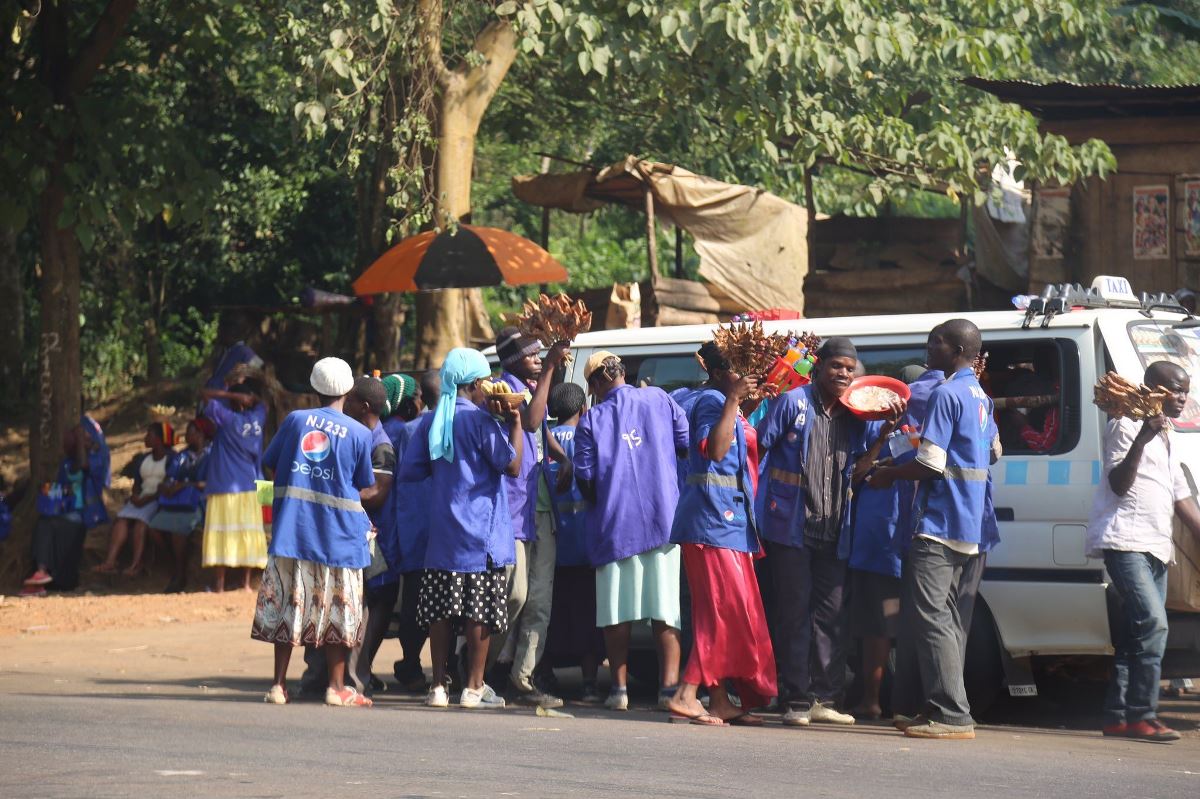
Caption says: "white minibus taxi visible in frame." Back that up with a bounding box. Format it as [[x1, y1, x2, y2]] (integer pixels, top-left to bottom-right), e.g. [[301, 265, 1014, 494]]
[[488, 276, 1200, 711]]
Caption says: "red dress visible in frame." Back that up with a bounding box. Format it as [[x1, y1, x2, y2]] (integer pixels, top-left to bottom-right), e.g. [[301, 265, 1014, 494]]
[[683, 416, 777, 708]]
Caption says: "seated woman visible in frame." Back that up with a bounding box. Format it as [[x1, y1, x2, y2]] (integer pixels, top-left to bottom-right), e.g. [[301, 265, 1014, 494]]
[[24, 423, 109, 595], [94, 422, 173, 576]]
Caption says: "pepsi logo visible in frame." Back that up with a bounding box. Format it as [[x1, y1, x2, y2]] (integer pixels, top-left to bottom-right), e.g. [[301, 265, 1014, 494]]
[[723, 509, 736, 522], [301, 430, 332, 462]]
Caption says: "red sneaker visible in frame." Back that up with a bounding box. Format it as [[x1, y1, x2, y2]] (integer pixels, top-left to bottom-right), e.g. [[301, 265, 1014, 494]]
[[1125, 719, 1181, 743], [1102, 722, 1128, 737], [23, 569, 52, 586], [17, 586, 47, 598]]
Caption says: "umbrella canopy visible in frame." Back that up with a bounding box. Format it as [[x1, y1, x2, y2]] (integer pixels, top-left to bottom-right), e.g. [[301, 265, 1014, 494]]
[[352, 224, 568, 295]]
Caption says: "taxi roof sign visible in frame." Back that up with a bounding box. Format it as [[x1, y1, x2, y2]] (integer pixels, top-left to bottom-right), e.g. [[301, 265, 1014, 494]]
[[1091, 275, 1141, 307]]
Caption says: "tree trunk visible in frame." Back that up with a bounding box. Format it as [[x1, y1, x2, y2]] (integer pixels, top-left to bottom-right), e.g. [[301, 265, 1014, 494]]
[[143, 267, 164, 382], [32, 178, 82, 510], [411, 14, 516, 368], [0, 225, 24, 403], [2, 177, 84, 588], [356, 93, 407, 371], [1, 0, 137, 588]]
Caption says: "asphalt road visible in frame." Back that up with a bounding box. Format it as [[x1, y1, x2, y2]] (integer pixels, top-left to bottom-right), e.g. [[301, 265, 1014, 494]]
[[1, 621, 1198, 799]]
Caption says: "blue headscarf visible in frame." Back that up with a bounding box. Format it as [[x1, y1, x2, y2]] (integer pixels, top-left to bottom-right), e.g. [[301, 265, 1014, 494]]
[[430, 348, 492, 463]]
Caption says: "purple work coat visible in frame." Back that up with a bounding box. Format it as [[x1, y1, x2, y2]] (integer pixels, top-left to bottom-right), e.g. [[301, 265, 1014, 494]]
[[499, 371, 541, 542], [573, 384, 689, 566]]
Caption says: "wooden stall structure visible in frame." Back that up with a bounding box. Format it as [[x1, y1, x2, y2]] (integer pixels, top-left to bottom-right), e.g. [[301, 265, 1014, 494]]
[[806, 215, 969, 316], [968, 78, 1200, 294]]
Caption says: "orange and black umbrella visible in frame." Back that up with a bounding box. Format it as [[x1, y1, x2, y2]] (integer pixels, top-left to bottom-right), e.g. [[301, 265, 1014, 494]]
[[352, 225, 568, 295]]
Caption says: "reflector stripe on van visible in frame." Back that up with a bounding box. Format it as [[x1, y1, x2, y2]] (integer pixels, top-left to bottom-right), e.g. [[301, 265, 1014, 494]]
[[1000, 460, 1101, 486]]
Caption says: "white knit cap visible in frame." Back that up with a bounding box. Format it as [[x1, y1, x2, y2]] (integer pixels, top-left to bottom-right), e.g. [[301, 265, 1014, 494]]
[[310, 357, 354, 397]]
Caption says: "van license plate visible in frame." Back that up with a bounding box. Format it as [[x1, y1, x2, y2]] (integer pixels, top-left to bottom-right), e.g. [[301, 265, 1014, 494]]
[[1008, 684, 1038, 697]]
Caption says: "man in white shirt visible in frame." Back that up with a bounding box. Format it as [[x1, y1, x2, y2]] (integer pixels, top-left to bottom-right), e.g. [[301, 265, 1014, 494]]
[[1087, 361, 1200, 743]]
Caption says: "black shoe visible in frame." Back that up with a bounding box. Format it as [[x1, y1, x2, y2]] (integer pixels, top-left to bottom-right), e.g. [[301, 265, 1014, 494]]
[[392, 661, 429, 693], [509, 677, 564, 709], [163, 578, 186, 594]]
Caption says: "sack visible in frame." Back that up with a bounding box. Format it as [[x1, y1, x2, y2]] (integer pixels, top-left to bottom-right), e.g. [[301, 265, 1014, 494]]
[[605, 282, 641, 329]]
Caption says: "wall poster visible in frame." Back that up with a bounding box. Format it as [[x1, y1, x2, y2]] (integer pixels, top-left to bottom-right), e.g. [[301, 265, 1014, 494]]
[[1031, 187, 1070, 260], [1133, 184, 1170, 260], [1184, 180, 1200, 256]]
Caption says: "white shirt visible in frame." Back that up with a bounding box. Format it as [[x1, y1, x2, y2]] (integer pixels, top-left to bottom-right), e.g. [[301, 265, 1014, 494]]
[[138, 452, 168, 498], [1086, 418, 1192, 565]]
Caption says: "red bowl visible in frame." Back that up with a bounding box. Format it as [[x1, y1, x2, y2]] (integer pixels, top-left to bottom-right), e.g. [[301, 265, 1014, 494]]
[[840, 375, 911, 420]]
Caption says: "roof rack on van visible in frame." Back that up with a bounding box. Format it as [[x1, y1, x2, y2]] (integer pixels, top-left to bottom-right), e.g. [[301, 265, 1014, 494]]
[[1019, 275, 1193, 329]]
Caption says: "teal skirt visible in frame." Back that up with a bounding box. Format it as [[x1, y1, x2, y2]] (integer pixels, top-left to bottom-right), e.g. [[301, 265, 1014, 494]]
[[595, 543, 681, 629]]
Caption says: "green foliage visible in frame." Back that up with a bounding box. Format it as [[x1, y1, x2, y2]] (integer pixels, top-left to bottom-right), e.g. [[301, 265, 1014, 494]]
[[512, 0, 1131, 207]]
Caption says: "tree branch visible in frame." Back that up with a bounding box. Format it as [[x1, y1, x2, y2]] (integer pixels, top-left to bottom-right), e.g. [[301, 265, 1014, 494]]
[[68, 0, 138, 96], [412, 0, 453, 89], [456, 19, 517, 119]]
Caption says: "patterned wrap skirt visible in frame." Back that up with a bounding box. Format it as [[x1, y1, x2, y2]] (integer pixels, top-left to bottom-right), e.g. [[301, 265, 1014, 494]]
[[251, 555, 365, 647], [417, 568, 508, 635], [202, 491, 267, 568], [681, 543, 778, 710]]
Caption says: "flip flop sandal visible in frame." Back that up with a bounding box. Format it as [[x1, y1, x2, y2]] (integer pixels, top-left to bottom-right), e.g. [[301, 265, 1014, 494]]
[[325, 687, 374, 708], [726, 713, 764, 727], [669, 711, 727, 726]]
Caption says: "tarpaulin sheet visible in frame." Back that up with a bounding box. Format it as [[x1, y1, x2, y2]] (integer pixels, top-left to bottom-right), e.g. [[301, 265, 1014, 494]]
[[513, 156, 808, 313]]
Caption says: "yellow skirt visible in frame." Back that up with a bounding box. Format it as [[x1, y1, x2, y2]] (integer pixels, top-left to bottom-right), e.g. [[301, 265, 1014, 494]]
[[203, 491, 267, 568]]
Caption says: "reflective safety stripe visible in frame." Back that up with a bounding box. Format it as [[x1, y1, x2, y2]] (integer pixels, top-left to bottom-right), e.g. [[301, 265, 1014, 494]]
[[768, 467, 804, 487], [686, 473, 739, 488], [943, 465, 990, 482], [280, 485, 366, 514]]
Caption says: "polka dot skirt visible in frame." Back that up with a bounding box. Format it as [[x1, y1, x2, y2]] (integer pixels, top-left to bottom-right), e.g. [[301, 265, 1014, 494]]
[[417, 568, 508, 635]]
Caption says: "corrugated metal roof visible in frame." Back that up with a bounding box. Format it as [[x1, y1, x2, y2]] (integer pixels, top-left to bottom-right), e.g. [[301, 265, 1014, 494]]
[[964, 77, 1200, 119]]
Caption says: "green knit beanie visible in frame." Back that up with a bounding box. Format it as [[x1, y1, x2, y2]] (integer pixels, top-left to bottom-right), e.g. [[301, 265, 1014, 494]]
[[381, 373, 417, 418]]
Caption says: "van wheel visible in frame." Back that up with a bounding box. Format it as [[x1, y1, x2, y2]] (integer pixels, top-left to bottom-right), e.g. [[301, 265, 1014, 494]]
[[964, 601, 1004, 718], [875, 603, 1004, 719]]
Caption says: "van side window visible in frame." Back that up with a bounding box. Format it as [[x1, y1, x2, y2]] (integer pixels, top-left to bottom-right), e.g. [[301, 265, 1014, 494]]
[[603, 352, 706, 394], [858, 340, 1081, 456]]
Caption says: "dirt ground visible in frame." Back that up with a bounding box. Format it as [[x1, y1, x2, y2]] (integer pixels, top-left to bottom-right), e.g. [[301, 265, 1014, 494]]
[[0, 589, 256, 637]]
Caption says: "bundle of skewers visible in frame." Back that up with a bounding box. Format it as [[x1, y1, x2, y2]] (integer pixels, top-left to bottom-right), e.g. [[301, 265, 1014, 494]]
[[712, 321, 815, 398], [514, 293, 592, 348], [972, 351, 989, 379], [1093, 372, 1170, 420]]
